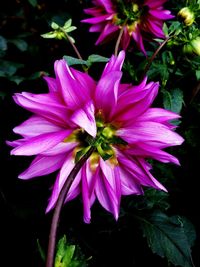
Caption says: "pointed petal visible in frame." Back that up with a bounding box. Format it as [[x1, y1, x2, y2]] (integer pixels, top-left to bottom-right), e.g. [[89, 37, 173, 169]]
[[117, 151, 167, 191], [13, 115, 62, 138], [95, 71, 122, 118], [117, 121, 184, 147], [41, 141, 77, 156], [13, 92, 68, 127], [71, 68, 96, 99], [114, 82, 159, 124], [132, 25, 146, 55], [19, 154, 66, 179], [46, 153, 81, 212], [102, 50, 125, 75], [54, 60, 90, 109], [95, 22, 119, 45], [95, 166, 120, 220], [43, 76, 58, 92], [127, 143, 180, 165], [118, 165, 143, 195], [135, 108, 181, 123], [11, 130, 71, 156], [71, 101, 96, 137]]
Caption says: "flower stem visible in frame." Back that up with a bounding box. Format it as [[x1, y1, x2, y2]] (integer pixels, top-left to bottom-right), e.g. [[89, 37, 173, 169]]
[[142, 36, 171, 78], [115, 26, 125, 56], [45, 146, 95, 267], [61, 29, 83, 60]]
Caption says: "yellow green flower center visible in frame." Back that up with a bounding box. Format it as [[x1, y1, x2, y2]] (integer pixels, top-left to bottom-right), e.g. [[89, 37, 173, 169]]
[[64, 112, 127, 170], [113, 0, 149, 28]]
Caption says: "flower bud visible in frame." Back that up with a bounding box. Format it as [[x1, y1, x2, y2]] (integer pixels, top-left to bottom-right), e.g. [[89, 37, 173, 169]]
[[191, 37, 200, 56], [183, 37, 200, 56], [178, 7, 195, 26], [183, 43, 193, 54]]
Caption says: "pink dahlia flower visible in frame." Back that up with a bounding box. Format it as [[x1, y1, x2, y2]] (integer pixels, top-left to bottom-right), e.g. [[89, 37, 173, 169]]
[[8, 51, 183, 223], [82, 0, 174, 54]]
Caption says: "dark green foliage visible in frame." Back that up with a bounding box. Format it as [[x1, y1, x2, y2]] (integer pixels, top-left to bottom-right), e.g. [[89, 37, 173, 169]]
[[139, 211, 196, 267]]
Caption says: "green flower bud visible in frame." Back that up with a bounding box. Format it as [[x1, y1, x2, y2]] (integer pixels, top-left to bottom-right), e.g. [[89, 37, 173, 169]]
[[178, 7, 195, 26], [183, 37, 200, 56], [183, 43, 193, 54], [191, 37, 200, 56]]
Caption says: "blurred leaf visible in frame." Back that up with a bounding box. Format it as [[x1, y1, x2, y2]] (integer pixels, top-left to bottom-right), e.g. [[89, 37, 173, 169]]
[[9, 76, 25, 85], [139, 210, 196, 267], [168, 21, 182, 35], [132, 189, 170, 211], [87, 54, 109, 65], [63, 54, 109, 68], [0, 60, 24, 77], [28, 0, 38, 7], [0, 91, 6, 100], [163, 23, 169, 36], [8, 39, 28, 51], [37, 239, 46, 262], [41, 32, 58, 39], [63, 55, 87, 66], [0, 36, 7, 51], [163, 88, 184, 114], [195, 70, 200, 80]]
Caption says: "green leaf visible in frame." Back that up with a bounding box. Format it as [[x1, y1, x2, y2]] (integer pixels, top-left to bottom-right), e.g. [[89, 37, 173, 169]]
[[41, 32, 57, 39], [153, 38, 164, 43], [163, 23, 168, 36], [63, 19, 72, 29], [0, 36, 7, 51], [139, 211, 196, 267], [9, 75, 25, 85], [0, 60, 24, 77], [163, 88, 184, 114], [63, 55, 87, 66], [168, 21, 181, 35], [8, 39, 28, 51], [28, 0, 37, 7], [51, 22, 59, 30], [36, 239, 46, 262], [87, 54, 109, 65], [195, 70, 200, 80], [54, 235, 89, 267], [132, 189, 170, 211]]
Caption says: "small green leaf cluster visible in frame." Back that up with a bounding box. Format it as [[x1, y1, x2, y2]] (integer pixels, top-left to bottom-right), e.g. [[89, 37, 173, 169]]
[[55, 235, 89, 267], [41, 19, 76, 43]]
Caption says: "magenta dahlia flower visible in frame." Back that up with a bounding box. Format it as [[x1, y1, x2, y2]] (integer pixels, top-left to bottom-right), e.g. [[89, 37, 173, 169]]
[[7, 51, 183, 223], [82, 0, 174, 54]]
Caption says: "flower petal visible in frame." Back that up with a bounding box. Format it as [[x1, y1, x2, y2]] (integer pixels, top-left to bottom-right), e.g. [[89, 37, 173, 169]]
[[19, 154, 66, 179], [127, 143, 180, 165], [95, 71, 122, 118], [95, 167, 120, 220], [11, 130, 71, 156], [118, 165, 143, 195], [71, 101, 96, 137], [13, 92, 68, 127], [13, 115, 63, 138], [117, 122, 184, 147], [43, 76, 58, 92], [54, 59, 90, 109], [46, 153, 81, 212]]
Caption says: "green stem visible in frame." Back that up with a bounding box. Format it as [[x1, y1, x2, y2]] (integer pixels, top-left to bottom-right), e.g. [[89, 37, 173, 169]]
[[45, 146, 95, 267], [115, 26, 125, 56], [61, 29, 83, 60], [142, 36, 171, 79]]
